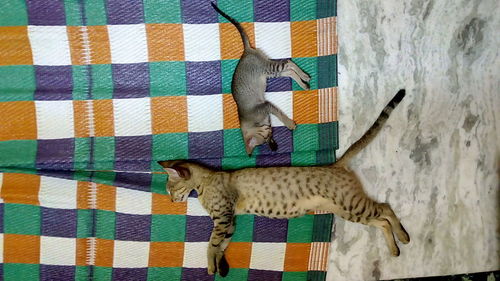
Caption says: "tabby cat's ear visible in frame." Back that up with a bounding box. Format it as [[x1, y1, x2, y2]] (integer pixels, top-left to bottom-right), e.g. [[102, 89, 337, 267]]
[[158, 161, 191, 180]]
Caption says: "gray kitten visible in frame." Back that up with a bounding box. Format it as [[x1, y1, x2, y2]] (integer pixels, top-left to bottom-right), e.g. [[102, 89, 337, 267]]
[[211, 3, 311, 155]]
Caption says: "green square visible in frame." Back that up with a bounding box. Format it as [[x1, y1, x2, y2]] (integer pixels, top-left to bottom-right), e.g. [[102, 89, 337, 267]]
[[4, 263, 39, 281], [293, 124, 319, 152], [151, 215, 186, 242], [221, 60, 238, 94], [148, 267, 182, 281], [317, 55, 337, 89], [151, 173, 168, 194], [316, 149, 335, 165], [4, 204, 40, 235], [93, 137, 115, 170], [74, 138, 91, 170], [0, 1, 28, 26], [317, 0, 336, 18], [144, 0, 182, 23], [231, 214, 254, 242], [215, 268, 249, 281], [77, 209, 92, 238], [222, 156, 256, 170], [318, 122, 338, 151], [0, 65, 35, 101], [64, 0, 83, 26], [75, 266, 90, 281], [94, 266, 112, 281], [292, 57, 317, 90], [92, 171, 116, 186], [287, 214, 314, 243], [85, 1, 108, 26], [311, 214, 333, 242], [223, 129, 246, 157], [217, 1, 254, 22], [291, 151, 317, 166], [91, 64, 113, 99], [152, 133, 189, 160], [290, 0, 316, 21], [72, 65, 89, 100], [0, 140, 37, 168], [95, 210, 115, 239], [150, 61, 186, 96], [307, 270, 327, 281], [283, 271, 308, 281]]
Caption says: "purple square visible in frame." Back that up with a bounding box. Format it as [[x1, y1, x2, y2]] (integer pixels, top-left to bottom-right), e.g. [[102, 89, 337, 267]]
[[112, 267, 148, 281], [266, 77, 292, 92], [106, 0, 145, 24], [26, 0, 66, 25], [36, 139, 75, 169], [258, 126, 293, 155], [256, 153, 291, 167], [35, 66, 73, 100], [253, 216, 288, 242], [182, 268, 214, 281], [182, 0, 218, 24], [191, 158, 222, 170], [188, 131, 223, 159], [42, 207, 77, 238], [115, 213, 151, 241], [114, 172, 152, 192], [248, 269, 282, 281], [41, 265, 75, 281], [254, 0, 290, 22], [186, 61, 221, 95], [115, 135, 152, 171], [186, 216, 212, 242], [112, 63, 150, 99]]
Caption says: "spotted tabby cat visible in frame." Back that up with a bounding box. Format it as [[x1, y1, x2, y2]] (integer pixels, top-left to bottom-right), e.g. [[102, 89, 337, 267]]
[[159, 90, 410, 277]]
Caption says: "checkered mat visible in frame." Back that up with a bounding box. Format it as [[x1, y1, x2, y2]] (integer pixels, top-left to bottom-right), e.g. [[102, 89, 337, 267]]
[[0, 0, 338, 280]]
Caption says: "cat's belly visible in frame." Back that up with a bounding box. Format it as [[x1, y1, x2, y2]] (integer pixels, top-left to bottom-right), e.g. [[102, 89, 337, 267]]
[[234, 196, 321, 219]]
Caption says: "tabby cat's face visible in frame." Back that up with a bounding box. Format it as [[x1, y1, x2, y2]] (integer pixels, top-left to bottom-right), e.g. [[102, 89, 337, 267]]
[[166, 178, 193, 202], [158, 161, 198, 202]]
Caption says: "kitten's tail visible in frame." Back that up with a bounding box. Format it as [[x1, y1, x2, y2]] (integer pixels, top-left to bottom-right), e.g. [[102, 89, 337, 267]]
[[211, 2, 251, 50], [335, 90, 406, 166]]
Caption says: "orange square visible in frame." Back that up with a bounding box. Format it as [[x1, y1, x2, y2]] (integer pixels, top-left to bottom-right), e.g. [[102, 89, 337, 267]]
[[284, 243, 311, 271], [291, 21, 317, 58], [1, 173, 40, 205], [0, 101, 37, 141], [67, 26, 85, 65], [151, 96, 187, 134], [146, 24, 184, 61], [97, 184, 116, 211], [152, 193, 187, 215], [94, 99, 114, 137], [88, 26, 111, 64], [0, 26, 32, 65], [293, 90, 318, 124], [149, 242, 184, 267], [95, 238, 114, 267], [76, 238, 88, 266], [73, 100, 89, 138], [225, 242, 252, 268], [4, 234, 40, 264], [223, 94, 239, 129], [77, 181, 90, 209], [220, 22, 255, 60]]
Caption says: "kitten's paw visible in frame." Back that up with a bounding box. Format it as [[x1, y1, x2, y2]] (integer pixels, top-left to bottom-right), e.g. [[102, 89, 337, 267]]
[[398, 224, 410, 244], [286, 120, 297, 130], [390, 245, 400, 257]]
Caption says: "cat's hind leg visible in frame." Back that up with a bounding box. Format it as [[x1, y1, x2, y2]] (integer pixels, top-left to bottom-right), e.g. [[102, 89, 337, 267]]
[[367, 218, 401, 256], [255, 101, 296, 130], [378, 203, 410, 244], [266, 60, 311, 90]]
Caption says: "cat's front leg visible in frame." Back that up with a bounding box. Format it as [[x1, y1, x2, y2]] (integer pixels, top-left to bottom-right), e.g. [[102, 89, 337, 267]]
[[207, 213, 234, 277]]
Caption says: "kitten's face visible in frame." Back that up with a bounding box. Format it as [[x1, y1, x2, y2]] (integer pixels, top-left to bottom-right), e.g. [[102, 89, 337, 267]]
[[158, 161, 197, 202]]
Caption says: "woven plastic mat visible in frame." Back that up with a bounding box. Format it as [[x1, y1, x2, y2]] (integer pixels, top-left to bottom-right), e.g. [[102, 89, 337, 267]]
[[0, 0, 338, 280]]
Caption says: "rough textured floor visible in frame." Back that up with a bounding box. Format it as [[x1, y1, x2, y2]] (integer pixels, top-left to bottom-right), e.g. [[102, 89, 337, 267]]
[[328, 0, 499, 280]]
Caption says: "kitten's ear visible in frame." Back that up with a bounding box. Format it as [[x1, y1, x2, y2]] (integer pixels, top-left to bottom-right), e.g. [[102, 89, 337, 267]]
[[244, 136, 259, 156], [158, 161, 191, 180]]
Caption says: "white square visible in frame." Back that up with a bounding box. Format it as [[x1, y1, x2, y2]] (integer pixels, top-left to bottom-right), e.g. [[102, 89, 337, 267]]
[[115, 187, 152, 215], [39, 176, 77, 209], [113, 240, 150, 268], [183, 242, 208, 268], [113, 97, 152, 136], [41, 236, 76, 265], [35, 101, 74, 139], [265, 91, 293, 127], [250, 242, 286, 271], [187, 197, 209, 216], [255, 22, 291, 59], [28, 26, 71, 65], [0, 234, 3, 263], [108, 24, 148, 64], [187, 95, 223, 132], [183, 24, 220, 61]]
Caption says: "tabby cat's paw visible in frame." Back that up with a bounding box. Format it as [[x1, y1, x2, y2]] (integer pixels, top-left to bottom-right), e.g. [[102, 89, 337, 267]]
[[286, 120, 297, 130]]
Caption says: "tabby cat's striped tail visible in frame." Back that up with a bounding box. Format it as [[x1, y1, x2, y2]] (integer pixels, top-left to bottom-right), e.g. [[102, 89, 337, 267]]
[[335, 90, 406, 166], [211, 3, 251, 50]]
